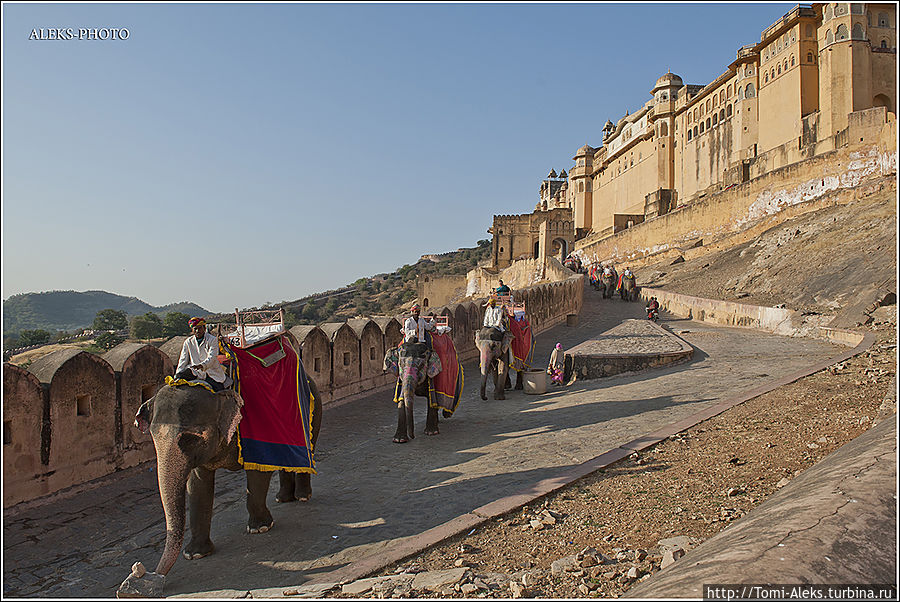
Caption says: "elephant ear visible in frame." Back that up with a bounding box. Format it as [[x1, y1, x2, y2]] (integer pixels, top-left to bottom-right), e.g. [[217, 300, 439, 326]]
[[425, 350, 442, 378], [383, 346, 400, 376], [134, 398, 154, 434], [217, 390, 244, 444]]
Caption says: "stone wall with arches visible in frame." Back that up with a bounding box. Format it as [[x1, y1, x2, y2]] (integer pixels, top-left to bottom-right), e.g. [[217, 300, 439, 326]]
[[3, 271, 583, 507]]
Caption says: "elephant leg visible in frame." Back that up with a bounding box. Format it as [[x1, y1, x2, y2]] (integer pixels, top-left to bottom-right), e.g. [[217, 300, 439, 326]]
[[294, 472, 312, 502], [245, 470, 275, 533], [515, 369, 524, 390], [424, 404, 440, 436], [504, 370, 512, 390], [394, 402, 410, 443], [184, 466, 216, 560], [275, 470, 296, 503]]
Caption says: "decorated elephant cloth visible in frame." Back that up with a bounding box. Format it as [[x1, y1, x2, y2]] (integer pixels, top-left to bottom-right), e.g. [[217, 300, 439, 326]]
[[392, 343, 442, 403], [225, 334, 316, 474], [163, 375, 216, 394], [508, 315, 534, 370], [428, 331, 464, 416]]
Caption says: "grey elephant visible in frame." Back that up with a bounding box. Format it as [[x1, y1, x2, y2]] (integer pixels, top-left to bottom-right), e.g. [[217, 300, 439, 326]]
[[600, 273, 616, 299], [475, 327, 515, 400], [121, 363, 322, 595], [620, 274, 637, 301], [383, 341, 442, 443]]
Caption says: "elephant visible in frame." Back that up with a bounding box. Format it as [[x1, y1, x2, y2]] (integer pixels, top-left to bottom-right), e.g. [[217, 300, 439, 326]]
[[600, 273, 616, 299], [125, 359, 322, 592], [383, 341, 443, 443], [475, 326, 515, 400], [620, 275, 637, 301]]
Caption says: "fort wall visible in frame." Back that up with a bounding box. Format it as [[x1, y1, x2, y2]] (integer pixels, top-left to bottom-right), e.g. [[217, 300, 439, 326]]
[[3, 274, 584, 508], [574, 119, 896, 265]]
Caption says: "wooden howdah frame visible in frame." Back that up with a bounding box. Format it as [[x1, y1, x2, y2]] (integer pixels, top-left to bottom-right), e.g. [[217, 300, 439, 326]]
[[217, 308, 285, 348]]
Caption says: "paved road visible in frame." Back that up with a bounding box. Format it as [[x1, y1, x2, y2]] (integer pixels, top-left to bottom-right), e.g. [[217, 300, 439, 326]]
[[2, 283, 845, 598]]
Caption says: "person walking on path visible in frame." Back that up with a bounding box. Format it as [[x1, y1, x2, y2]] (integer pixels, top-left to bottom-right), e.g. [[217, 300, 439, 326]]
[[548, 342, 565, 385]]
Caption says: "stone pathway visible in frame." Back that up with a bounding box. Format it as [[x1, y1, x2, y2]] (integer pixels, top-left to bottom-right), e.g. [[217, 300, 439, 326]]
[[2, 283, 845, 598]]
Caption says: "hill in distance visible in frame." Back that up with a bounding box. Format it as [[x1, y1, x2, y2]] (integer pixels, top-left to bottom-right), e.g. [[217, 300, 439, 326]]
[[3, 290, 209, 335]]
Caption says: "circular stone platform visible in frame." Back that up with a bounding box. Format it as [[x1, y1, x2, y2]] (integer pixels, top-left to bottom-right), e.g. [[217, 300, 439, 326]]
[[566, 319, 693, 380]]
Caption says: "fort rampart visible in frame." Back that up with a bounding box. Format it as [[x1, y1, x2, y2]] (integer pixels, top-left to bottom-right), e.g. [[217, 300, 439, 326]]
[[2, 275, 583, 508]]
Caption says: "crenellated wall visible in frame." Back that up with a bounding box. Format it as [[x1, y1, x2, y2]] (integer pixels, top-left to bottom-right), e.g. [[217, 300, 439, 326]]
[[2, 273, 584, 507]]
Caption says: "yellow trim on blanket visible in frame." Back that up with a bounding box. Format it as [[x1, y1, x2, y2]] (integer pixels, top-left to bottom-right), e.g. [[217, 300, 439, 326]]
[[164, 376, 214, 393]]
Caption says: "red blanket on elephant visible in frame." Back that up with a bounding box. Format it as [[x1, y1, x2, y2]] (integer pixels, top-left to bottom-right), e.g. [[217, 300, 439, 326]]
[[509, 316, 534, 369], [429, 332, 463, 416], [226, 335, 315, 474]]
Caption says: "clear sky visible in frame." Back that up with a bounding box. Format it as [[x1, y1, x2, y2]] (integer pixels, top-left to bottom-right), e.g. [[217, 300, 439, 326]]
[[2, 2, 793, 314]]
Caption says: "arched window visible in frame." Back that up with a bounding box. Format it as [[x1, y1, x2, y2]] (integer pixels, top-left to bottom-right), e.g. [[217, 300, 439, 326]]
[[578, 181, 584, 192], [719, 108, 725, 120], [699, 122, 705, 134], [836, 24, 849, 40], [882, 39, 889, 49], [826, 29, 834, 44], [745, 83, 755, 98], [852, 23, 864, 39], [693, 126, 698, 137], [824, 4, 832, 20], [713, 114, 718, 126], [660, 122, 668, 136], [687, 130, 693, 141], [726, 104, 733, 117], [706, 99, 711, 112], [738, 86, 744, 100], [706, 117, 711, 129], [873, 94, 892, 112], [806, 25, 814, 38], [777, 64, 781, 75], [765, 72, 769, 83], [851, 3, 864, 14], [687, 113, 692, 124], [808, 51, 815, 62], [791, 55, 795, 67], [726, 84, 732, 98], [878, 12, 889, 27]]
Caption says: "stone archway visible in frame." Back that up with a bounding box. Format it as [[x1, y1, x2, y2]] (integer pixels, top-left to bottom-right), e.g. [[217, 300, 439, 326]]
[[873, 94, 894, 115], [550, 237, 569, 262]]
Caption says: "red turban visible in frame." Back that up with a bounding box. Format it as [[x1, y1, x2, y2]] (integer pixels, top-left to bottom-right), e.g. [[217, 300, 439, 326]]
[[188, 317, 206, 328]]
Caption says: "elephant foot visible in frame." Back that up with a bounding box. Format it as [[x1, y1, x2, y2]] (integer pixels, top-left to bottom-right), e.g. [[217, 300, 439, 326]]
[[494, 393, 506, 401], [297, 492, 311, 502], [393, 435, 410, 444], [424, 428, 439, 436], [514, 382, 523, 390], [274, 493, 296, 503], [183, 538, 215, 560], [442, 410, 452, 418], [480, 391, 487, 400], [247, 517, 274, 534]]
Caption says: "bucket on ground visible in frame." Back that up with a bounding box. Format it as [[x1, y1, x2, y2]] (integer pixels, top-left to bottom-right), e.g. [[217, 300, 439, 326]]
[[522, 370, 547, 395], [566, 314, 578, 327]]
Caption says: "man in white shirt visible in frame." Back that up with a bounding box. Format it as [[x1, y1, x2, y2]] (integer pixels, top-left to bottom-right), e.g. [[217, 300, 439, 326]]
[[402, 305, 434, 344], [482, 297, 506, 332], [175, 317, 226, 392]]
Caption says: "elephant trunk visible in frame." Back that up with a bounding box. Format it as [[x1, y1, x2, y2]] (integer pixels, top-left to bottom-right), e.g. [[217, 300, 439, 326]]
[[151, 426, 194, 576], [400, 369, 417, 440], [479, 346, 493, 399]]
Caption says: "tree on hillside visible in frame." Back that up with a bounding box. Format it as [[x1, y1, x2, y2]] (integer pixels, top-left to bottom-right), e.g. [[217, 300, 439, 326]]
[[95, 331, 125, 351], [93, 309, 129, 331], [131, 313, 163, 341], [162, 312, 192, 337], [17, 329, 53, 347], [301, 303, 321, 322]]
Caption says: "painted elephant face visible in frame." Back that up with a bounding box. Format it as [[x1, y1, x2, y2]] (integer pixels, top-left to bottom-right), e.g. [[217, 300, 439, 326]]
[[394, 342, 441, 386]]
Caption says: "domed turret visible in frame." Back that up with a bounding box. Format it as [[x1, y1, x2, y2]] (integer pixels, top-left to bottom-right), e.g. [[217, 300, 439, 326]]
[[652, 72, 683, 92], [575, 144, 593, 156]]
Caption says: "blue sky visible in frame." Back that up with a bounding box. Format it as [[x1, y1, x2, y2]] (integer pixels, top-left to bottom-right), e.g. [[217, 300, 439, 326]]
[[2, 2, 793, 314]]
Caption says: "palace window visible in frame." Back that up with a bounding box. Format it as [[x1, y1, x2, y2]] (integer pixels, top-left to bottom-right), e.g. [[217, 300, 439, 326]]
[[777, 64, 781, 75], [851, 3, 864, 14], [882, 39, 889, 48], [878, 13, 889, 27], [720, 108, 725, 120], [824, 4, 832, 20], [726, 104, 733, 117], [687, 130, 693, 141], [706, 99, 711, 112], [699, 122, 705, 134], [660, 122, 668, 136], [835, 4, 847, 16], [808, 51, 815, 62], [713, 114, 718, 126], [745, 83, 755, 98], [726, 84, 732, 98], [806, 25, 814, 38], [852, 23, 865, 39], [826, 29, 834, 44], [765, 72, 769, 83], [791, 55, 795, 67], [836, 24, 849, 40]]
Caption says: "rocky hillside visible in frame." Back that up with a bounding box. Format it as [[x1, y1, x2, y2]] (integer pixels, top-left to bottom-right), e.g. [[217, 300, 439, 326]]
[[638, 175, 896, 325]]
